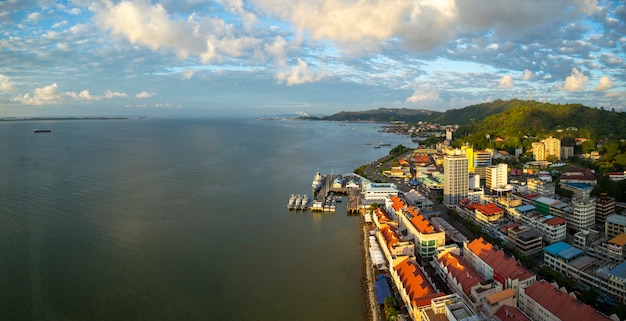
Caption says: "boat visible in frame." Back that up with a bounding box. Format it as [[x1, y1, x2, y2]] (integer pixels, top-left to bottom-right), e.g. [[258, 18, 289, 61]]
[[312, 171, 324, 192], [365, 142, 372, 145], [288, 194, 297, 209], [299, 195, 309, 210], [374, 146, 381, 149], [380, 142, 391, 146], [34, 128, 52, 133]]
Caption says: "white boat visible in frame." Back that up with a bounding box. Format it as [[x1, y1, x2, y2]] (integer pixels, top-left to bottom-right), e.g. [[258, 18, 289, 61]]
[[312, 171, 324, 191], [299, 195, 309, 210], [288, 194, 297, 210]]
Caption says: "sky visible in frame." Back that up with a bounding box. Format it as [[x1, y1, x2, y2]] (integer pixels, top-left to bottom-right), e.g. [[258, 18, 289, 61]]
[[0, 0, 625, 117]]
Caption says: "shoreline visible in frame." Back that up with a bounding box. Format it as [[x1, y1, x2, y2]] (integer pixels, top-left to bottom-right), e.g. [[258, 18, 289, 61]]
[[360, 214, 380, 321]]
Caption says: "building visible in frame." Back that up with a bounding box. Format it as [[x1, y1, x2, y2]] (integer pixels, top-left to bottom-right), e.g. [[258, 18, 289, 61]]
[[527, 177, 555, 197], [400, 206, 446, 259], [443, 150, 468, 206], [474, 203, 505, 225], [539, 217, 567, 244], [561, 146, 575, 160], [532, 137, 561, 161], [607, 261, 626, 304], [506, 226, 543, 256], [463, 238, 536, 306], [596, 193, 616, 225], [485, 163, 509, 193], [434, 246, 505, 313], [560, 167, 597, 185], [571, 197, 596, 231], [493, 304, 531, 321], [519, 280, 612, 321], [606, 214, 626, 239], [390, 256, 445, 321], [473, 149, 493, 178]]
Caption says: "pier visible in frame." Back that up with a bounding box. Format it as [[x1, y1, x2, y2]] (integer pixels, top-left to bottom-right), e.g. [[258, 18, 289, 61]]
[[289, 172, 366, 213]]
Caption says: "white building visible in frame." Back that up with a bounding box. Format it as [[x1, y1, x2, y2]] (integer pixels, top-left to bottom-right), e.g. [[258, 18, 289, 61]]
[[485, 163, 508, 193], [443, 150, 468, 206], [571, 197, 596, 231]]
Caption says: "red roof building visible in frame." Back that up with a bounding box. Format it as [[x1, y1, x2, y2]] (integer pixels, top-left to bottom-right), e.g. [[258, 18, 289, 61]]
[[520, 280, 612, 321], [391, 257, 445, 320], [494, 305, 532, 321]]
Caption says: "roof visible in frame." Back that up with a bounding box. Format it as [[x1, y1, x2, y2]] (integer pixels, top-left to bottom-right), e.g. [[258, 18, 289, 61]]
[[437, 251, 484, 297], [608, 261, 626, 279], [544, 242, 571, 255], [466, 238, 534, 282], [494, 305, 531, 321], [523, 280, 610, 321], [534, 197, 560, 206], [607, 214, 626, 226], [486, 288, 516, 305], [375, 275, 392, 305], [390, 195, 406, 211], [562, 182, 593, 190], [515, 204, 535, 213], [609, 233, 626, 246], [474, 203, 504, 215], [407, 207, 436, 234], [544, 217, 566, 226], [393, 257, 444, 308]]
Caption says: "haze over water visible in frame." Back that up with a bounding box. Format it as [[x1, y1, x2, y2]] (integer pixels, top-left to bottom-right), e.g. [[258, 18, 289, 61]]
[[0, 118, 415, 320]]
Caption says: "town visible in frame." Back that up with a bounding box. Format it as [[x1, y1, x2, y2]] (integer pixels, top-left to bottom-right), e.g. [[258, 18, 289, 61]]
[[347, 122, 626, 321]]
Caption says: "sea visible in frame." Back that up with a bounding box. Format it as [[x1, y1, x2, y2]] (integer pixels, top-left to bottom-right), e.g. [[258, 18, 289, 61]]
[[0, 117, 416, 321]]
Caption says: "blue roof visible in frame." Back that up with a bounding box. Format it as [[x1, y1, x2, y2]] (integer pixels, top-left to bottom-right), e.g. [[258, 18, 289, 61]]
[[375, 275, 392, 305], [609, 261, 626, 279], [515, 204, 535, 213], [559, 247, 583, 260], [562, 182, 593, 190], [545, 242, 571, 255]]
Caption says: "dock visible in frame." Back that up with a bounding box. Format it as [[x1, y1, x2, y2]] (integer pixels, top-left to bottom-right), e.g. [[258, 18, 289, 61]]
[[290, 172, 366, 213]]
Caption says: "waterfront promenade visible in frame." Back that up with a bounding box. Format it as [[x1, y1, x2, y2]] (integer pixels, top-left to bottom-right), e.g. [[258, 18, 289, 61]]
[[360, 214, 381, 321]]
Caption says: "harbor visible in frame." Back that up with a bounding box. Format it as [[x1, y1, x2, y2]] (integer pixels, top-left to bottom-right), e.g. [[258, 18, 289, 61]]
[[288, 172, 367, 213]]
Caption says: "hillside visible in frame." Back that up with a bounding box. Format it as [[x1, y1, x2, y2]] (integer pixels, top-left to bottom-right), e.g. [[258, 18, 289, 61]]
[[315, 107, 441, 122]]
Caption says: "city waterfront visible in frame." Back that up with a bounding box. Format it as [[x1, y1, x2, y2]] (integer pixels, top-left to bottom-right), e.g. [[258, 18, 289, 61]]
[[0, 117, 416, 320]]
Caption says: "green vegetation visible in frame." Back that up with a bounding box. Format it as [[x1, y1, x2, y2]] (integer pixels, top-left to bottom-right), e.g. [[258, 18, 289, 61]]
[[538, 266, 574, 291], [384, 296, 399, 321], [389, 144, 410, 156]]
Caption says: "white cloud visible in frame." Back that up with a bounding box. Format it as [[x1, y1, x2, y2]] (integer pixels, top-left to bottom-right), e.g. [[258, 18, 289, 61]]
[[523, 69, 533, 81], [605, 92, 625, 98], [104, 90, 127, 98], [0, 75, 17, 92], [561, 67, 588, 92], [499, 75, 514, 89], [136, 91, 154, 98], [405, 86, 439, 103], [277, 59, 326, 85], [595, 76, 613, 92], [253, 0, 596, 52], [16, 83, 63, 105], [27, 12, 43, 23], [93, 0, 260, 63], [182, 69, 194, 80]]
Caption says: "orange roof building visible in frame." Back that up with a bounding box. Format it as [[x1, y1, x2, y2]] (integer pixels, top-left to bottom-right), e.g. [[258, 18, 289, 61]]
[[398, 206, 445, 259], [463, 238, 535, 306], [520, 280, 611, 321], [391, 257, 445, 320], [494, 305, 531, 321]]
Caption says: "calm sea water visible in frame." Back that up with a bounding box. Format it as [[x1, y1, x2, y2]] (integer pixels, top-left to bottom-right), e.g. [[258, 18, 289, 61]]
[[0, 118, 415, 321]]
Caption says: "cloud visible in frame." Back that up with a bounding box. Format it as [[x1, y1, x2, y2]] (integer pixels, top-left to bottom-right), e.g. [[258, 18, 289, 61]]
[[182, 69, 194, 80], [499, 75, 514, 89], [104, 90, 128, 98], [561, 67, 588, 91], [277, 59, 326, 85], [0, 75, 17, 91], [595, 76, 613, 92], [92, 0, 260, 63], [27, 12, 43, 23], [523, 69, 533, 81], [605, 92, 625, 98], [136, 91, 154, 98], [254, 0, 596, 52], [16, 83, 63, 105], [405, 86, 439, 103]]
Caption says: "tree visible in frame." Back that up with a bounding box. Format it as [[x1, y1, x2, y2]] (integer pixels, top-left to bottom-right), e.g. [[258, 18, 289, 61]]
[[384, 296, 399, 321], [582, 140, 596, 154]]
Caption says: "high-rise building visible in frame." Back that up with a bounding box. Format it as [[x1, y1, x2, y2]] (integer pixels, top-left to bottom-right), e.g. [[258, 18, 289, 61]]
[[485, 163, 508, 193], [571, 197, 595, 231], [596, 193, 616, 225], [533, 137, 561, 161], [444, 150, 468, 206]]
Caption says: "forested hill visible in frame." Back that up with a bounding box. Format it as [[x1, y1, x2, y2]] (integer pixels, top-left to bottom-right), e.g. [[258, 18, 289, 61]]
[[305, 99, 626, 140], [316, 107, 441, 122], [455, 100, 626, 140]]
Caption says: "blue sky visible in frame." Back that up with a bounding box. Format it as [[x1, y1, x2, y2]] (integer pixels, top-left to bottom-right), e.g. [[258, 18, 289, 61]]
[[0, 0, 624, 117]]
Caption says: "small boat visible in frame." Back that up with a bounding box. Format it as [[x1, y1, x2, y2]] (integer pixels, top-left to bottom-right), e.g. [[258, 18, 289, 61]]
[[34, 128, 52, 133]]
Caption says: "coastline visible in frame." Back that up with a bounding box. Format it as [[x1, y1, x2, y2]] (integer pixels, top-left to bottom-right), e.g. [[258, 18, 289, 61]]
[[360, 214, 380, 321]]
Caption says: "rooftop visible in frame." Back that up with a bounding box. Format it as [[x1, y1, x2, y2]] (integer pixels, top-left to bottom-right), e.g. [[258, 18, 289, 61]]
[[544, 241, 583, 260], [608, 233, 626, 247], [523, 280, 610, 321], [515, 204, 536, 213], [544, 217, 566, 226], [609, 261, 626, 280], [437, 251, 484, 297], [535, 196, 560, 206], [562, 182, 594, 191], [486, 288, 515, 305], [466, 238, 534, 282], [494, 305, 531, 321], [607, 214, 626, 226], [393, 257, 444, 308]]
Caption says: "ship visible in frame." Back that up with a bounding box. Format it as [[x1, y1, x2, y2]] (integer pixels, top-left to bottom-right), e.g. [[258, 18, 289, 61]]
[[34, 128, 52, 133], [312, 171, 324, 192], [288, 194, 297, 210]]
